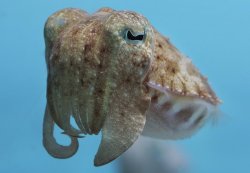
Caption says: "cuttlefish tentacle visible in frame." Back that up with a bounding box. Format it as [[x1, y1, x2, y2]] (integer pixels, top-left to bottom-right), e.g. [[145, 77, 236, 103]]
[[43, 104, 79, 158]]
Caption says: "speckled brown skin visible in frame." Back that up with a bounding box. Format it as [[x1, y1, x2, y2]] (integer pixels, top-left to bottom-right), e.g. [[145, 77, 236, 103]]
[[141, 30, 220, 139], [148, 30, 219, 104], [42, 8, 219, 166]]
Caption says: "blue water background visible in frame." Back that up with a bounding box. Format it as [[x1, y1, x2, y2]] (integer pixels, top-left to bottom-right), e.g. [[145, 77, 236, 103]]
[[0, 0, 249, 173]]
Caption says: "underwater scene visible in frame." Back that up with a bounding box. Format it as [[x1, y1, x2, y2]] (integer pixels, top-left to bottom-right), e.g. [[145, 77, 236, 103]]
[[1, 0, 249, 173]]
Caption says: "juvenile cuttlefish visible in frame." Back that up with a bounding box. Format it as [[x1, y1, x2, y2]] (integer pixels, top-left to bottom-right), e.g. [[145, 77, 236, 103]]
[[42, 7, 220, 166]]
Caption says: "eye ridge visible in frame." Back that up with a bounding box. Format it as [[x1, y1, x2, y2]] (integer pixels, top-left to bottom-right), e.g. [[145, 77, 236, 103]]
[[127, 30, 144, 41]]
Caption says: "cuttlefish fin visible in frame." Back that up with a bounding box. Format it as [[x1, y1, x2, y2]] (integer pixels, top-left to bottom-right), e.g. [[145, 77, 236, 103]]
[[94, 95, 150, 166], [43, 104, 79, 158]]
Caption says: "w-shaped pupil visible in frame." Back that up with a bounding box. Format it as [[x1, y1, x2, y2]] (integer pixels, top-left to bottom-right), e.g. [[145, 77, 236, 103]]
[[127, 30, 144, 41]]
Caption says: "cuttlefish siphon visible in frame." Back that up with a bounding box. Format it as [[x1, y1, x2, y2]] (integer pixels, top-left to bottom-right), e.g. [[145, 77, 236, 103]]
[[42, 7, 220, 166]]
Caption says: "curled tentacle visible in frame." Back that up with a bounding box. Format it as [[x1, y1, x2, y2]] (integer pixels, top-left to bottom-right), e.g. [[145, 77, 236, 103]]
[[43, 104, 79, 158]]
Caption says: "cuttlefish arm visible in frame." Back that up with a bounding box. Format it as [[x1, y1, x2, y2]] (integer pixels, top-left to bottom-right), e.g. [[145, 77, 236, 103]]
[[43, 104, 79, 158], [44, 8, 89, 136], [94, 82, 151, 166]]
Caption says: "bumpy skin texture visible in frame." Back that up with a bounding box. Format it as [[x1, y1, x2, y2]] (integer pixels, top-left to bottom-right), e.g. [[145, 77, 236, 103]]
[[43, 8, 219, 166], [142, 30, 220, 139], [148, 30, 218, 104]]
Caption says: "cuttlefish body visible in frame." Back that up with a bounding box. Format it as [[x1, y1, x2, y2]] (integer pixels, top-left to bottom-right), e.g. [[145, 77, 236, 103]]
[[43, 8, 220, 166]]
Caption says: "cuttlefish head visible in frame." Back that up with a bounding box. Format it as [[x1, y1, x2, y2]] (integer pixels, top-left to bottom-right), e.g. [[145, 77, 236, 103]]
[[142, 30, 220, 139]]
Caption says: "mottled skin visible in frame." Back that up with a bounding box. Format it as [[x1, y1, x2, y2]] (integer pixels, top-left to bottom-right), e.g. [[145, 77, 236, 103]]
[[142, 31, 220, 139], [43, 8, 219, 166], [148, 31, 218, 103]]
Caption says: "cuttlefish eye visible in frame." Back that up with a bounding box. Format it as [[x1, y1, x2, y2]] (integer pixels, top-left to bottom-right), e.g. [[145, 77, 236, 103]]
[[124, 29, 145, 44]]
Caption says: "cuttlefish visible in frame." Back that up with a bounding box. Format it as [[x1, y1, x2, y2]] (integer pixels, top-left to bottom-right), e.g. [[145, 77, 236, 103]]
[[43, 8, 220, 166]]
